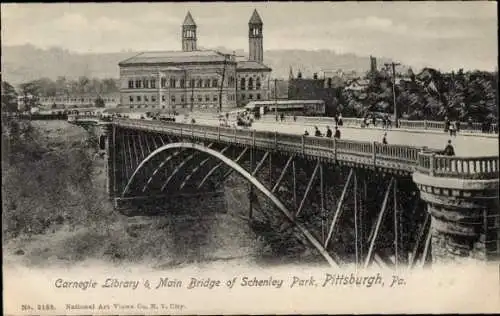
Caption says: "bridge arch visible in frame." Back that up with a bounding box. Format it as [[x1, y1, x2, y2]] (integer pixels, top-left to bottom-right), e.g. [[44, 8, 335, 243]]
[[122, 142, 337, 267]]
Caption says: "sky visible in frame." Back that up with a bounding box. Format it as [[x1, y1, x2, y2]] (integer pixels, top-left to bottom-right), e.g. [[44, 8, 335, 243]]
[[1, 2, 497, 71]]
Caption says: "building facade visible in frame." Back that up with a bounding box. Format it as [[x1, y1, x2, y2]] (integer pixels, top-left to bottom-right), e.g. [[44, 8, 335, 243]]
[[37, 93, 120, 109], [119, 10, 272, 111], [288, 73, 344, 116]]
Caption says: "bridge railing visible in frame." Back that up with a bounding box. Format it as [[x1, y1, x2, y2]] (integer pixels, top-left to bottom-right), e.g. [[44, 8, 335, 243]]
[[417, 152, 499, 179], [98, 118, 498, 179], [260, 114, 498, 134]]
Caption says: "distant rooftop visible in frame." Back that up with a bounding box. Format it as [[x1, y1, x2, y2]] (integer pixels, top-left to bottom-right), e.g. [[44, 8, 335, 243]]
[[237, 60, 272, 71], [119, 50, 235, 66]]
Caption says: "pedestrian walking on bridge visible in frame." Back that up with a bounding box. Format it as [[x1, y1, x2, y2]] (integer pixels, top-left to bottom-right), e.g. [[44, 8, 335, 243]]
[[443, 140, 455, 156], [382, 132, 388, 145], [326, 126, 332, 138], [304, 130, 309, 136], [314, 126, 323, 137], [334, 127, 341, 139]]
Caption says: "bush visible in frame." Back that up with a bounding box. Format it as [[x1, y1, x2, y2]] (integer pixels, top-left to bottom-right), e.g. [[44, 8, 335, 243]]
[[2, 119, 114, 240]]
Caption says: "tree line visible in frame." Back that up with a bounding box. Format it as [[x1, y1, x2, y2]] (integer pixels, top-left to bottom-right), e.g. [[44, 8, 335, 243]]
[[339, 68, 498, 123]]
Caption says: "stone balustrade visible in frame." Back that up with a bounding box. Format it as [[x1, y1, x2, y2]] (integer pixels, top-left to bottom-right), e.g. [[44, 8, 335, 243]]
[[260, 114, 498, 134], [417, 152, 499, 180], [70, 114, 499, 180]]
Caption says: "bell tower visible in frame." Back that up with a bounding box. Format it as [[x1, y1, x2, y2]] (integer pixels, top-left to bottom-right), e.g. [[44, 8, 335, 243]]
[[248, 9, 263, 63], [182, 11, 197, 52]]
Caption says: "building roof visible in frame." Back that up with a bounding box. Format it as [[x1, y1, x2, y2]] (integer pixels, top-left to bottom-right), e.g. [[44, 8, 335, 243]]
[[119, 50, 234, 66], [249, 9, 263, 25], [183, 12, 196, 27], [237, 60, 271, 71]]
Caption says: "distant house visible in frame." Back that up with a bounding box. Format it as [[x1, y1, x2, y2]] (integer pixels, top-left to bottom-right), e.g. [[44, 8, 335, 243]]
[[287, 72, 344, 116], [344, 79, 369, 92]]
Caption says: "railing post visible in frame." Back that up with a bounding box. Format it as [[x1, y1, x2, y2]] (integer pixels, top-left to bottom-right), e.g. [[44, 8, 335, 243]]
[[274, 131, 278, 150], [252, 130, 256, 147], [372, 142, 377, 168], [333, 139, 337, 161], [191, 124, 194, 139], [218, 126, 220, 141], [234, 128, 237, 143], [301, 135, 305, 155], [429, 154, 435, 176]]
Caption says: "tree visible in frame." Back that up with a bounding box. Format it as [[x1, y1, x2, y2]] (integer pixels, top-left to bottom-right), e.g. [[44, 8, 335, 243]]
[[95, 96, 105, 108], [1, 81, 18, 112]]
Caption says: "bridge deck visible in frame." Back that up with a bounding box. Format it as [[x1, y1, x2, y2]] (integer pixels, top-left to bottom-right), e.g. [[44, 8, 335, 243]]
[[188, 117, 498, 157], [107, 118, 498, 180]]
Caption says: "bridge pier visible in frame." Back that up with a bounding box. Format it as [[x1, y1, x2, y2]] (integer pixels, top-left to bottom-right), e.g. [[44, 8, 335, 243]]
[[413, 172, 499, 264], [99, 122, 116, 199]]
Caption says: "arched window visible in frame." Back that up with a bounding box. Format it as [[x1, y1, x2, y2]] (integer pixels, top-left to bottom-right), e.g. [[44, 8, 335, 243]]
[[212, 79, 218, 88], [256, 77, 261, 90], [240, 78, 246, 90], [180, 79, 185, 88], [197, 79, 203, 88], [248, 77, 254, 90]]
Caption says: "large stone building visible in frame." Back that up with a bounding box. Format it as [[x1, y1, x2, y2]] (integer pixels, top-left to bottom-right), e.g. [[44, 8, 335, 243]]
[[118, 10, 272, 111]]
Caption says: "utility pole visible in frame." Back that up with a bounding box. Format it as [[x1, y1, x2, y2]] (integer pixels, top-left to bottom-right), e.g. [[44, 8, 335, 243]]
[[274, 78, 278, 119], [385, 62, 401, 127]]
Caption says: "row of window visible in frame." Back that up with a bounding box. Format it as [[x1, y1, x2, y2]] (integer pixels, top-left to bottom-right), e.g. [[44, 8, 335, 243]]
[[127, 93, 263, 103], [128, 77, 236, 89], [240, 93, 262, 100], [128, 94, 225, 103], [129, 103, 220, 110], [239, 77, 262, 90], [39, 98, 117, 103]]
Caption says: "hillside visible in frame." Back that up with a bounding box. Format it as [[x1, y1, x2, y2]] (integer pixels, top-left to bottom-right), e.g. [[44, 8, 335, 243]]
[[1, 44, 399, 85]]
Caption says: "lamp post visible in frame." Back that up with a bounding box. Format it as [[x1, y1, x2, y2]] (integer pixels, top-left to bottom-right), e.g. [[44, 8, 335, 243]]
[[274, 78, 278, 119]]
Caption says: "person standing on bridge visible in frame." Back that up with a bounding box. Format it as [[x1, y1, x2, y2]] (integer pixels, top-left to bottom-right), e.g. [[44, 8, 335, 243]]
[[338, 113, 344, 126], [382, 132, 388, 145], [326, 126, 332, 138], [443, 140, 455, 156], [314, 126, 323, 137], [449, 121, 456, 137], [304, 129, 309, 136], [334, 127, 341, 139]]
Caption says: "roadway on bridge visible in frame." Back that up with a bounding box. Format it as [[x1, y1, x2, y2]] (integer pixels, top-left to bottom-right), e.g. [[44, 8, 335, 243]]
[[186, 117, 498, 157], [122, 112, 498, 157]]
